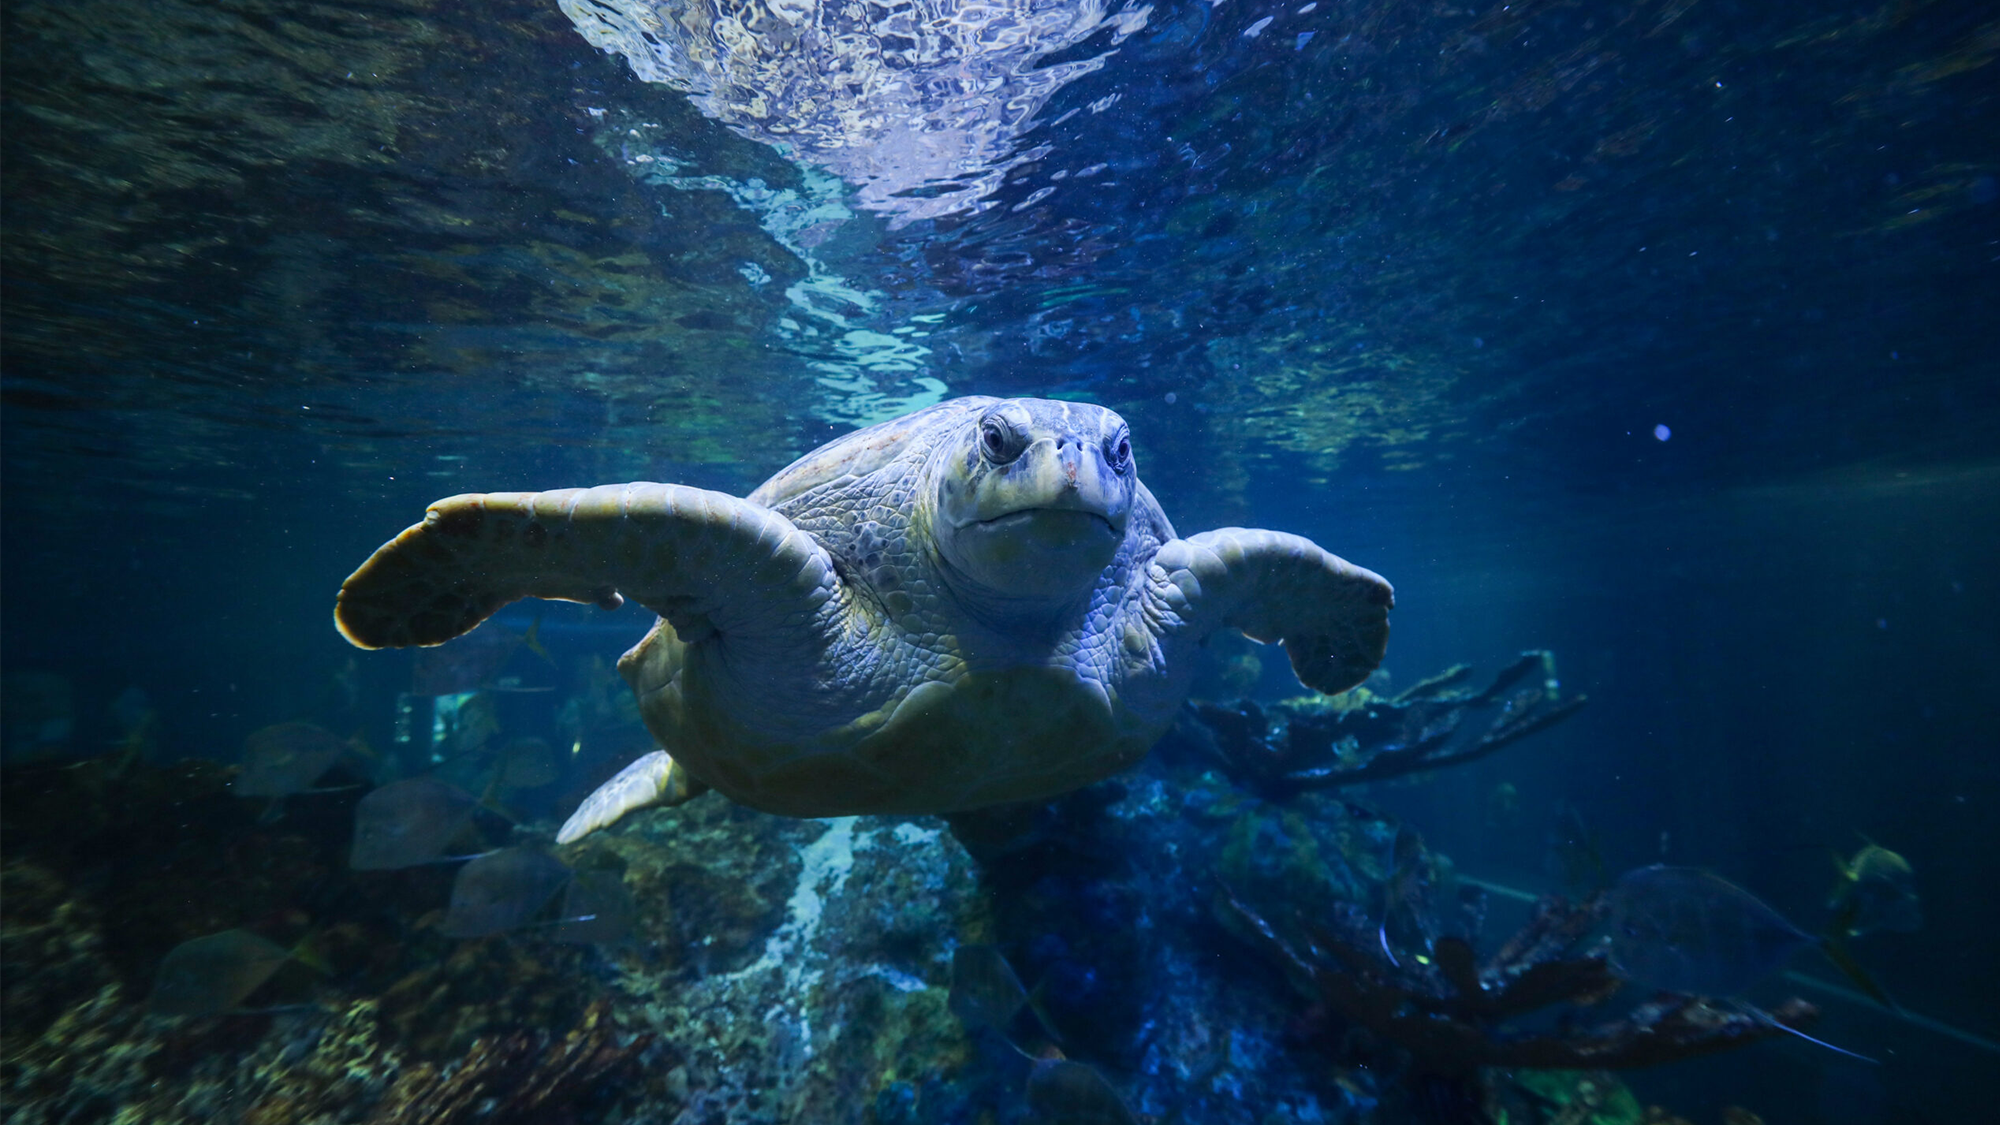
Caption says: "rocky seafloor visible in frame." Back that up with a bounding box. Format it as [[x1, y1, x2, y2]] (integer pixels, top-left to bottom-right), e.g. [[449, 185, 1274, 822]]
[[1, 672, 1772, 1125]]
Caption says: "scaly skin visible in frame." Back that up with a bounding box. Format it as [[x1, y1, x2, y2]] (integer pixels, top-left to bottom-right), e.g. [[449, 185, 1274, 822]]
[[335, 397, 1393, 825]]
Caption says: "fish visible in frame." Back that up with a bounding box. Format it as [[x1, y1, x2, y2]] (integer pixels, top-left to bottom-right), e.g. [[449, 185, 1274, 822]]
[[1605, 865, 1812, 998], [950, 947, 1128, 1119], [1828, 842, 1921, 939], [1026, 1058, 1137, 1125], [948, 944, 1060, 1057], [492, 736, 561, 790], [1606, 864, 1897, 1015], [349, 778, 478, 870], [148, 929, 295, 1017], [520, 617, 552, 665], [475, 736, 564, 818], [440, 847, 572, 938], [557, 653, 644, 748], [1605, 865, 1897, 1062], [234, 721, 353, 798], [555, 868, 636, 945], [437, 690, 502, 757], [411, 624, 527, 696], [949, 943, 1032, 1030]]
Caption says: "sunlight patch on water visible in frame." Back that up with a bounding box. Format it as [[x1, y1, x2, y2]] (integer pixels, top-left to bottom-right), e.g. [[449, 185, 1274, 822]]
[[561, 0, 1152, 227]]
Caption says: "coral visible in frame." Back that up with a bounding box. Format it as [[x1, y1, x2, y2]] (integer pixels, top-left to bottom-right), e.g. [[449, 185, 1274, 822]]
[[0, 653, 1676, 1125], [0, 862, 119, 1044], [1215, 879, 1822, 1105], [362, 999, 654, 1125], [369, 928, 595, 1059], [239, 1000, 407, 1123], [586, 798, 988, 1123], [951, 776, 1397, 1124], [0, 851, 649, 1125], [0, 744, 1000, 1125], [1183, 651, 1588, 799]]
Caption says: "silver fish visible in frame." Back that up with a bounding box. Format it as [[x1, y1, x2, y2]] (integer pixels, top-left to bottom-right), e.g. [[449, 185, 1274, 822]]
[[349, 778, 476, 870], [441, 847, 571, 938], [1605, 865, 1815, 997], [149, 929, 293, 1017]]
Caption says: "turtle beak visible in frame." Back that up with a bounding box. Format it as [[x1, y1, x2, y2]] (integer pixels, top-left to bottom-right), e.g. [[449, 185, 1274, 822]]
[[1036, 435, 1127, 532]]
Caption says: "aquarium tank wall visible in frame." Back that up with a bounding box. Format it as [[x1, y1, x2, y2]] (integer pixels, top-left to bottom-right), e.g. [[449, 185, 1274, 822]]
[[3, 1, 1995, 1123]]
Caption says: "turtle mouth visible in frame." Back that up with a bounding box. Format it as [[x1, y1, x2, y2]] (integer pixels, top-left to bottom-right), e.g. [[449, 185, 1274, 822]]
[[976, 508, 1119, 537], [945, 506, 1125, 599]]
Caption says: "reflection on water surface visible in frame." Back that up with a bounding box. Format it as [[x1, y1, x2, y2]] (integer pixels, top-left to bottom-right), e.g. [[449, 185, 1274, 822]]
[[563, 0, 1153, 226]]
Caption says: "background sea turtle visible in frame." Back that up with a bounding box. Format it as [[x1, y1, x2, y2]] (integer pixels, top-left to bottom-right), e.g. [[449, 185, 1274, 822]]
[[335, 397, 1393, 841]]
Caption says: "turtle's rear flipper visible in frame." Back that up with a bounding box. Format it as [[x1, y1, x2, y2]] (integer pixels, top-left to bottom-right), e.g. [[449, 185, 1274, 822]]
[[556, 750, 710, 845], [1152, 528, 1394, 697], [335, 483, 840, 650]]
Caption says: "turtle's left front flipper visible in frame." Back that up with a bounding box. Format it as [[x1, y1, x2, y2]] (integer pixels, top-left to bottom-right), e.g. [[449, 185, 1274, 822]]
[[1151, 529, 1393, 696], [335, 483, 839, 650]]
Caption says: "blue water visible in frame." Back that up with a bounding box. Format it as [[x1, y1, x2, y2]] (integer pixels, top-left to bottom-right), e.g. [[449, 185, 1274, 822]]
[[4, 1, 1996, 1122]]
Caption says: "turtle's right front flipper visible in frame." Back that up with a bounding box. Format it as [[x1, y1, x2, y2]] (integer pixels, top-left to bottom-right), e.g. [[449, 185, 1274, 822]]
[[335, 483, 839, 650], [1150, 529, 1393, 696]]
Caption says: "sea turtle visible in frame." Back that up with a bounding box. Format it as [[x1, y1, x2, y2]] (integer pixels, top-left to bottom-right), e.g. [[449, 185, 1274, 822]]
[[335, 397, 1393, 842]]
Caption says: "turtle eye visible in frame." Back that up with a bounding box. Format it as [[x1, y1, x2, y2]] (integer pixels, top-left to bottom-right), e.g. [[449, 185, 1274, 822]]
[[1104, 432, 1132, 473], [980, 417, 1025, 465]]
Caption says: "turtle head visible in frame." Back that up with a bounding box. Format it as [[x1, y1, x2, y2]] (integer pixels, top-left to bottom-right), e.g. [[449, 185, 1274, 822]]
[[933, 398, 1136, 601]]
